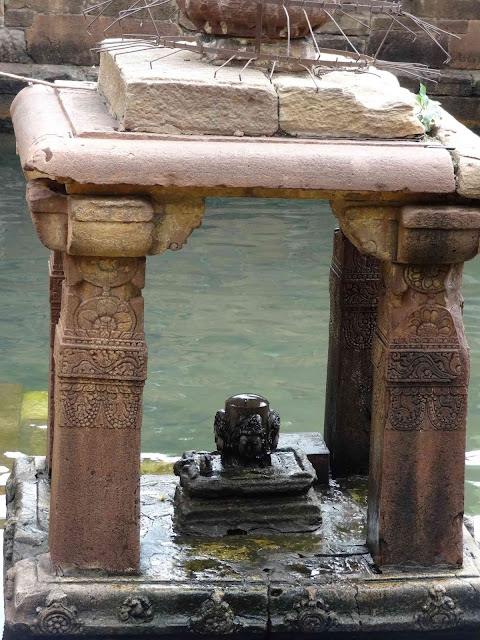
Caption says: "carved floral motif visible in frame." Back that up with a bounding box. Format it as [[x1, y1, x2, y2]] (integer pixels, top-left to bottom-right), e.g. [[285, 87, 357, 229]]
[[416, 585, 462, 630], [388, 387, 467, 431], [284, 588, 337, 633], [32, 590, 82, 635], [58, 346, 147, 380], [75, 295, 136, 339], [59, 381, 143, 429], [404, 265, 449, 293], [407, 306, 455, 341], [190, 591, 236, 635], [118, 595, 154, 623], [387, 351, 462, 383], [342, 309, 377, 349]]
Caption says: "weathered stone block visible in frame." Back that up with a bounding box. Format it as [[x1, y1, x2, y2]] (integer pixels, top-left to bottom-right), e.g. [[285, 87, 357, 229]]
[[315, 34, 366, 54], [5, 0, 177, 18], [472, 71, 480, 96], [0, 27, 31, 63], [0, 93, 14, 119], [278, 432, 330, 484], [410, 0, 480, 20], [440, 96, 480, 128], [274, 70, 424, 139], [98, 46, 279, 136], [366, 29, 449, 66], [449, 21, 480, 70], [436, 108, 480, 198], [4, 8, 35, 27], [26, 14, 181, 65], [0, 62, 97, 94]]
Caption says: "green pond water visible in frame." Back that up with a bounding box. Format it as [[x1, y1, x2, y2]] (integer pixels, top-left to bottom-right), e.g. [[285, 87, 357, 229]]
[[1, 130, 480, 527]]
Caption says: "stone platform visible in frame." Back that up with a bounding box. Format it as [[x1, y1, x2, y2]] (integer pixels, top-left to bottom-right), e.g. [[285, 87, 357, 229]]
[[4, 456, 480, 639]]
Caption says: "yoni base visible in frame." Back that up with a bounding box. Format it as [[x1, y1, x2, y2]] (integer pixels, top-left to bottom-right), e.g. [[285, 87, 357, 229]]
[[173, 485, 322, 536], [5, 457, 480, 639]]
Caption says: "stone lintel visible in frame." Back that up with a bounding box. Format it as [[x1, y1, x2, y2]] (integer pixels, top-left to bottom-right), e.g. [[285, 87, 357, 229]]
[[12, 85, 456, 195]]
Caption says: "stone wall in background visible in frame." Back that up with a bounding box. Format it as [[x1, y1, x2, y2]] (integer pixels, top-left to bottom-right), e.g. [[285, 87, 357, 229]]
[[0, 0, 479, 128]]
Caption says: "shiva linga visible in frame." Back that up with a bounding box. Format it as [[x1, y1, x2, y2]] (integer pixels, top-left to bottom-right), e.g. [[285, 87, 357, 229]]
[[173, 394, 321, 536]]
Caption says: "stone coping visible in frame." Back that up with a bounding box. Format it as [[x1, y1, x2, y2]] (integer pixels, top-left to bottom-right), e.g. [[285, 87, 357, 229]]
[[10, 84, 457, 197], [5, 457, 480, 638]]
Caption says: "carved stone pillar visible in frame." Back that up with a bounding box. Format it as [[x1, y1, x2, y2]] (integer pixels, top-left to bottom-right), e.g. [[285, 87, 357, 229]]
[[324, 229, 381, 476], [47, 251, 65, 474], [331, 200, 480, 568], [50, 255, 147, 573], [368, 261, 468, 567]]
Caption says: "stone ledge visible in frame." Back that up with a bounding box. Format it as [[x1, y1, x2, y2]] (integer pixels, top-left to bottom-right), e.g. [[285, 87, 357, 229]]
[[5, 456, 480, 639]]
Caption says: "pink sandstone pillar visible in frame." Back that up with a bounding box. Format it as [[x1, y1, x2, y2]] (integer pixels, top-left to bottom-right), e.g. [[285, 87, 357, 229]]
[[368, 261, 468, 567], [47, 251, 65, 474], [49, 255, 147, 573], [324, 230, 381, 476]]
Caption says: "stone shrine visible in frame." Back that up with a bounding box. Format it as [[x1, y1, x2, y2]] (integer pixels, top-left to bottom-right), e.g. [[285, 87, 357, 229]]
[[173, 394, 322, 536], [4, 0, 480, 637]]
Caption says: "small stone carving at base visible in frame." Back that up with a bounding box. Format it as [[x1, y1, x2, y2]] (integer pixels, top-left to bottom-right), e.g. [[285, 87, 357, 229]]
[[190, 591, 236, 635], [416, 585, 462, 631], [118, 595, 154, 623], [284, 587, 337, 633], [31, 589, 82, 635]]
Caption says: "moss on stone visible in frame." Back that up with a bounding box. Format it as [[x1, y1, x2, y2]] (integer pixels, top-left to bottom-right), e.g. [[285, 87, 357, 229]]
[[20, 391, 48, 421], [140, 460, 175, 475]]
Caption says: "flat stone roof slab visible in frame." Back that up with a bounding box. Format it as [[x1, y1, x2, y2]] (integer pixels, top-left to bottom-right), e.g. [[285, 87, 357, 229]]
[[11, 85, 456, 196], [98, 43, 423, 139]]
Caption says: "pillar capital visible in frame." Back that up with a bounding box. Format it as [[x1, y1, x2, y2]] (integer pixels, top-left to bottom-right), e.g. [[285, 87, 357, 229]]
[[332, 202, 480, 265], [27, 181, 205, 257]]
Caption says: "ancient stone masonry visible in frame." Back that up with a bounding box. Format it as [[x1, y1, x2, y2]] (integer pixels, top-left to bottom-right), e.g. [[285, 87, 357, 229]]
[[324, 229, 381, 476], [368, 261, 468, 567], [47, 250, 64, 473], [49, 254, 147, 573]]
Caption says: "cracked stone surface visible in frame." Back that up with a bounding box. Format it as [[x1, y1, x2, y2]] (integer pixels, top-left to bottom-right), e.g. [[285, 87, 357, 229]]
[[5, 457, 480, 638]]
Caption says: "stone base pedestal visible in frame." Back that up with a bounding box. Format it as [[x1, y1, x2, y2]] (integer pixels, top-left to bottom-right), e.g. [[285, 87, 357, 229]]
[[5, 457, 480, 639], [174, 486, 322, 536]]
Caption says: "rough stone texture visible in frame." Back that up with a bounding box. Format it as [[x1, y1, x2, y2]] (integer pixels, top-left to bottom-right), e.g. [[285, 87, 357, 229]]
[[450, 21, 480, 70], [49, 255, 147, 573], [410, 0, 480, 20], [27, 181, 206, 256], [4, 8, 35, 27], [0, 62, 98, 93], [26, 14, 181, 65], [98, 46, 279, 136], [177, 0, 329, 38], [366, 29, 450, 67], [47, 251, 64, 474], [324, 230, 381, 478], [0, 92, 13, 118], [0, 27, 31, 62], [5, 459, 480, 638], [174, 449, 317, 498], [5, 0, 176, 17], [274, 69, 425, 139], [278, 432, 329, 484], [436, 107, 480, 199]]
